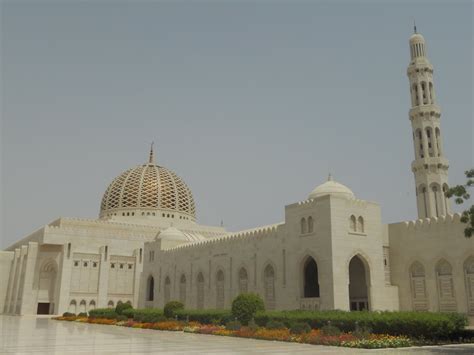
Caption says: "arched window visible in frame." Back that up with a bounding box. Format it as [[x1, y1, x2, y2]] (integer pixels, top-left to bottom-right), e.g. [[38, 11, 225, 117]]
[[79, 300, 86, 313], [68, 300, 77, 314], [409, 262, 428, 311], [216, 270, 225, 309], [357, 216, 364, 233], [264, 264, 275, 310], [413, 84, 419, 106], [196, 272, 205, 309], [164, 276, 171, 305], [436, 259, 457, 312], [426, 127, 434, 157], [418, 185, 428, 218], [179, 274, 186, 305], [464, 257, 474, 315], [435, 127, 442, 156], [107, 300, 114, 309], [308, 216, 314, 233], [89, 300, 96, 311], [431, 184, 440, 217], [442, 184, 449, 215], [303, 257, 319, 298], [147, 276, 154, 301], [421, 82, 428, 104], [238, 267, 248, 294], [300, 218, 307, 234], [349, 215, 356, 232], [429, 82, 435, 104]]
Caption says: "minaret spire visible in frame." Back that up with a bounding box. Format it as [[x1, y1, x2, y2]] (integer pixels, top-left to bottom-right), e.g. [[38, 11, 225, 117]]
[[413, 19, 417, 34], [407, 30, 450, 218], [148, 142, 155, 164]]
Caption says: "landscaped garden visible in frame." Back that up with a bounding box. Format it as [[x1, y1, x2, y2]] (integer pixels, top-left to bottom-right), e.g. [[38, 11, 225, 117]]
[[54, 294, 473, 349]]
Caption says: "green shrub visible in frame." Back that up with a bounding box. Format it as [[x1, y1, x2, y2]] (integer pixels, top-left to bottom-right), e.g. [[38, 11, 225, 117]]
[[320, 324, 341, 336], [117, 315, 128, 321], [62, 312, 75, 317], [248, 318, 259, 332], [174, 309, 232, 325], [231, 293, 265, 325], [88, 308, 118, 319], [115, 302, 133, 316], [253, 310, 468, 340], [132, 309, 165, 323], [164, 301, 184, 319], [77, 312, 88, 318], [290, 322, 311, 335], [225, 320, 242, 331], [122, 308, 135, 319], [266, 320, 286, 330]]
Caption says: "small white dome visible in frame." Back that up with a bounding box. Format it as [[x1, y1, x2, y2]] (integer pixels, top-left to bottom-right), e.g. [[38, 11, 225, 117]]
[[308, 174, 355, 200], [409, 33, 425, 43], [158, 226, 188, 241]]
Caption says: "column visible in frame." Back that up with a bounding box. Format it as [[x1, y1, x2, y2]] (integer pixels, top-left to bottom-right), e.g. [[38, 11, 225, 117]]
[[19, 242, 39, 315], [4, 250, 19, 314], [97, 245, 110, 308]]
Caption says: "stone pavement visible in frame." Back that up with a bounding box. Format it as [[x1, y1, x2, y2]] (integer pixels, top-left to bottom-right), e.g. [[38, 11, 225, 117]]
[[1, 315, 473, 354]]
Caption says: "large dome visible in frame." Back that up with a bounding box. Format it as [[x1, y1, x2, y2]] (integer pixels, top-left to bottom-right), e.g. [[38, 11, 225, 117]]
[[100, 147, 196, 220], [308, 174, 355, 200]]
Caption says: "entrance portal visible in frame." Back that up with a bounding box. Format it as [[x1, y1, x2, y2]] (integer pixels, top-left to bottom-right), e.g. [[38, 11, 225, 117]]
[[348, 255, 369, 311], [37, 303, 50, 314]]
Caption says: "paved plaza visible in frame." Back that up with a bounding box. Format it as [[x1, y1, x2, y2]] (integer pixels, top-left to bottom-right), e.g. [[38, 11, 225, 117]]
[[1, 315, 474, 354]]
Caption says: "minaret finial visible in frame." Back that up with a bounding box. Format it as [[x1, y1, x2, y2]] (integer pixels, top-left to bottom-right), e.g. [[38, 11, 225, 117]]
[[148, 142, 155, 164], [328, 173, 333, 181], [413, 19, 417, 34]]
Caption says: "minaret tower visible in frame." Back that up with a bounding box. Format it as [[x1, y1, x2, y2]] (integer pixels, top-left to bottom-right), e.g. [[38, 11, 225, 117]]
[[407, 26, 451, 218]]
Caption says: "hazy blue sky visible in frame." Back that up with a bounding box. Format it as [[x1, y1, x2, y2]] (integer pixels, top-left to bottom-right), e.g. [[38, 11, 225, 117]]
[[1, 1, 472, 248]]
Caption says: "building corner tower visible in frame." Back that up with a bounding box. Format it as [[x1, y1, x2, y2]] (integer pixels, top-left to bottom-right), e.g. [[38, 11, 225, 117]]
[[407, 27, 451, 218]]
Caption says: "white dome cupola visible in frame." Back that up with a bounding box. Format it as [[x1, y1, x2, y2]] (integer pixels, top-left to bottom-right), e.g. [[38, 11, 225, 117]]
[[308, 174, 355, 200]]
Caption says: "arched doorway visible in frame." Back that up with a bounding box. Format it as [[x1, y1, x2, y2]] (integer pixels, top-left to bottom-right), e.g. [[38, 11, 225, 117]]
[[147, 276, 154, 301], [238, 268, 248, 294], [164, 276, 171, 304], [179, 274, 186, 305], [216, 270, 225, 309], [303, 257, 319, 298], [264, 264, 275, 310], [37, 260, 58, 314], [196, 272, 205, 309], [348, 255, 370, 311]]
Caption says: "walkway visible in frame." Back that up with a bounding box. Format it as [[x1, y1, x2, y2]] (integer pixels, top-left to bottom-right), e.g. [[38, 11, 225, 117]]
[[1, 315, 473, 354]]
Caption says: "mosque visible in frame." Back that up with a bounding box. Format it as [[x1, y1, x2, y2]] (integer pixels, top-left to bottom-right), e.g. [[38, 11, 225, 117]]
[[1, 30, 472, 317]]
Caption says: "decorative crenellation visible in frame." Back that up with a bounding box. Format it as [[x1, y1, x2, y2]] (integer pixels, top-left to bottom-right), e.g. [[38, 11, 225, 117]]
[[161, 224, 282, 253], [399, 213, 462, 230]]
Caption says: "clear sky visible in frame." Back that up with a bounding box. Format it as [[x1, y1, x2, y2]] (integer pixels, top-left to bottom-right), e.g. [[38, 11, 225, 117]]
[[1, 1, 472, 248]]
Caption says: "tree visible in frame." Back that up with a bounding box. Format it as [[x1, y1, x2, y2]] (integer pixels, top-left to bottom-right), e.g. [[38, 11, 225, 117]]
[[445, 169, 474, 237]]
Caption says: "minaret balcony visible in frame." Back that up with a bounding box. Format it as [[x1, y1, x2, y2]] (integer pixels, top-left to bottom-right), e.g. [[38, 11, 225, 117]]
[[409, 104, 441, 120], [411, 157, 449, 172]]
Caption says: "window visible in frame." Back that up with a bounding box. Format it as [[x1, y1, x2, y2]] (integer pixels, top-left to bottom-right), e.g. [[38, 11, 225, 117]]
[[128, 264, 133, 270], [147, 276, 154, 301], [300, 218, 307, 234], [264, 264, 276, 310], [120, 264, 124, 269], [238, 268, 248, 294], [308, 216, 314, 233], [92, 262, 97, 268], [349, 215, 356, 232], [111, 263, 115, 269], [83, 262, 88, 267], [74, 261, 79, 267], [357, 216, 365, 233]]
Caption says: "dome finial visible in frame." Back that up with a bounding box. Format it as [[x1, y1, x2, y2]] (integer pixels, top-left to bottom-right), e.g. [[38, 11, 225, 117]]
[[148, 142, 155, 164], [413, 19, 417, 34]]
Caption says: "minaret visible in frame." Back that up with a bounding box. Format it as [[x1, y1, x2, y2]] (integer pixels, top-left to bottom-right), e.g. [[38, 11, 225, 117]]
[[407, 27, 451, 218]]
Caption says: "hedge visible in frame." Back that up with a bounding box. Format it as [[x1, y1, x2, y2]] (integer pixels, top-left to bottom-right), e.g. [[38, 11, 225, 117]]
[[88, 308, 118, 319], [131, 309, 166, 323], [253, 310, 467, 339], [175, 309, 233, 324]]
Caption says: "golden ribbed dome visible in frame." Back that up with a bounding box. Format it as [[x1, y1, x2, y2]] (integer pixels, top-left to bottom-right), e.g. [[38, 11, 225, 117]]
[[100, 147, 196, 220]]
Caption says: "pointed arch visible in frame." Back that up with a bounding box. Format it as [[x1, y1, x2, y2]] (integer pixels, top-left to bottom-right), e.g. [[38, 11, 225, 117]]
[[302, 256, 319, 298], [348, 254, 370, 311], [409, 261, 428, 311], [357, 216, 364, 233], [300, 217, 307, 234], [79, 300, 86, 313], [164, 276, 171, 305], [238, 267, 248, 294], [349, 215, 356, 232], [107, 300, 114, 309], [179, 274, 186, 305], [307, 216, 314, 233], [146, 275, 155, 301], [68, 300, 77, 314], [464, 256, 474, 315], [263, 263, 276, 310], [37, 259, 58, 314], [435, 259, 457, 312], [89, 300, 96, 311], [196, 272, 205, 309], [216, 269, 225, 309]]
